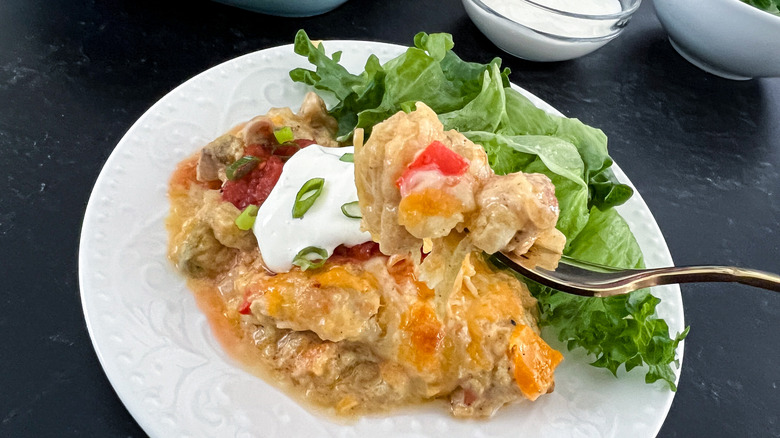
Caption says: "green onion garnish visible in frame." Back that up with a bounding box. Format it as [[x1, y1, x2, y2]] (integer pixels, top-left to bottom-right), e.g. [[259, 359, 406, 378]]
[[340, 201, 361, 219], [226, 156, 261, 181], [292, 246, 328, 271], [292, 177, 325, 218], [274, 126, 295, 144], [339, 153, 354, 163], [235, 205, 259, 231]]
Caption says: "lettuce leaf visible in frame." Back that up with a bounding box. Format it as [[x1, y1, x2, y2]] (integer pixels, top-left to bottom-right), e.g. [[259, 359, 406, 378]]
[[530, 207, 688, 389], [741, 0, 780, 15], [291, 30, 507, 141], [289, 29, 687, 390]]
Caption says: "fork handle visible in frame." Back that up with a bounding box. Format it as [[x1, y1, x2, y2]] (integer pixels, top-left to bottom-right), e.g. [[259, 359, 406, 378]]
[[634, 265, 780, 293], [495, 252, 780, 297]]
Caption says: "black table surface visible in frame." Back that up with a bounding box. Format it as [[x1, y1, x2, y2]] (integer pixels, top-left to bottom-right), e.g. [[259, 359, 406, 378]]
[[1, 0, 778, 436]]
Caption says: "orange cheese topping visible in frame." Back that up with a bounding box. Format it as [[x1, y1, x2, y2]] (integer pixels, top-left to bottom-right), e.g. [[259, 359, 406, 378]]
[[398, 188, 464, 228], [509, 324, 563, 401], [387, 259, 436, 300], [311, 265, 377, 293], [464, 280, 525, 369], [399, 302, 446, 372]]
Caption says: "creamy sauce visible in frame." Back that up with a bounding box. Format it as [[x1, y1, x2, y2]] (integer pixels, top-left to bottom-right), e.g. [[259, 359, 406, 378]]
[[253, 145, 371, 272], [482, 0, 623, 38], [185, 277, 354, 421]]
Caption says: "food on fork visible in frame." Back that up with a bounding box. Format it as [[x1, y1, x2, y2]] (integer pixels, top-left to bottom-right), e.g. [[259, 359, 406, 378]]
[[356, 102, 565, 271]]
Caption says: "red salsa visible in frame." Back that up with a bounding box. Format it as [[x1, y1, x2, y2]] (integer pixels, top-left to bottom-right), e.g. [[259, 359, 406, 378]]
[[331, 241, 382, 262], [221, 138, 316, 210]]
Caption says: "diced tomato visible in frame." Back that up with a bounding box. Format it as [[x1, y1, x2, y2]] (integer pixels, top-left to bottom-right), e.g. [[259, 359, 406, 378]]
[[462, 388, 478, 406], [420, 246, 429, 261], [409, 141, 470, 175], [238, 297, 252, 315], [221, 138, 316, 210], [294, 138, 317, 148], [271, 144, 299, 159], [396, 141, 470, 193], [272, 138, 316, 160], [221, 155, 284, 209], [330, 241, 382, 262]]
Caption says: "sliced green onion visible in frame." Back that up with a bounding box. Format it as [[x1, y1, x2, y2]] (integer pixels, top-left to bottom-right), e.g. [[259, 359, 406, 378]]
[[235, 205, 259, 231], [273, 126, 295, 144], [340, 201, 361, 219], [292, 177, 325, 219], [226, 156, 261, 181], [339, 153, 354, 163], [292, 246, 328, 271]]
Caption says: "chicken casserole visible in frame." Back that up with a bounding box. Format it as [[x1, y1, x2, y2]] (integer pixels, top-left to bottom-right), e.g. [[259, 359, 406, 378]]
[[167, 93, 565, 418]]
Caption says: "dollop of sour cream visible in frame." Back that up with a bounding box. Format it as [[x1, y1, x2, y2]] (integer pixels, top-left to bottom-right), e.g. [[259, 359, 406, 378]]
[[482, 0, 623, 38], [253, 145, 371, 273]]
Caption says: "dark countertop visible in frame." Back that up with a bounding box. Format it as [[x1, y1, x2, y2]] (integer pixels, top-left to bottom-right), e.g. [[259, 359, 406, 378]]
[[1, 0, 778, 436]]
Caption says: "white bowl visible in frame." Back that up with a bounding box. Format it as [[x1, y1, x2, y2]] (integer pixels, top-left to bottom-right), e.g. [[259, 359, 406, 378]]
[[654, 0, 780, 80], [462, 0, 641, 62], [212, 0, 349, 17]]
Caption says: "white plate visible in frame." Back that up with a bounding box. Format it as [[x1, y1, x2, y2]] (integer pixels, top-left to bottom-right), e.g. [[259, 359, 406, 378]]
[[79, 40, 685, 438]]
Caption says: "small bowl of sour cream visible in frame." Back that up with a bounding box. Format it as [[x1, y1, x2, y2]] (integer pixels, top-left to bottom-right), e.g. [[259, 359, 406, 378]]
[[463, 0, 641, 62]]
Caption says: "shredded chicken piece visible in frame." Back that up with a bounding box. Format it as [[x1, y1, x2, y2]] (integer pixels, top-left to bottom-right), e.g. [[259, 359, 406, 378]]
[[470, 172, 565, 269], [197, 134, 245, 182]]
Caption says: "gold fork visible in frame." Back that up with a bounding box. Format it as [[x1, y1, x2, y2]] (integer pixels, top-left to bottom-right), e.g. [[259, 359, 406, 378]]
[[494, 253, 780, 297]]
